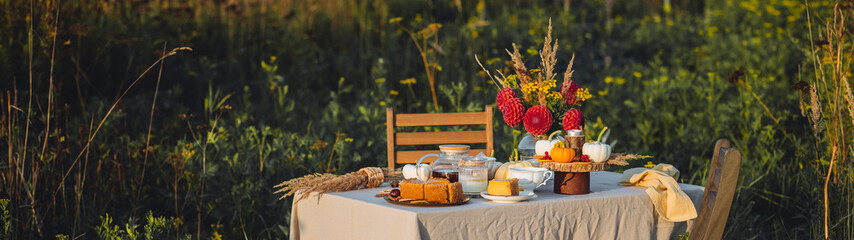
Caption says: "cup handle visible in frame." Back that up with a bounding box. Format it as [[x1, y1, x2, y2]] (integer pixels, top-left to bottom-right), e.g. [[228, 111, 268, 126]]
[[539, 171, 554, 187], [417, 154, 440, 165]]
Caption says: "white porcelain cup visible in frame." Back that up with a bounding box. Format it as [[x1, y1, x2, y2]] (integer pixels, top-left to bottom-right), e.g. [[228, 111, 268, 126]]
[[510, 167, 554, 190]]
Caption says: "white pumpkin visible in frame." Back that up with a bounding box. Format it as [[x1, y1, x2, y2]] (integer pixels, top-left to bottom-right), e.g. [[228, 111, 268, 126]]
[[535, 131, 564, 156], [582, 127, 612, 163], [402, 164, 433, 181], [494, 161, 535, 180], [488, 158, 501, 179], [582, 142, 611, 163]]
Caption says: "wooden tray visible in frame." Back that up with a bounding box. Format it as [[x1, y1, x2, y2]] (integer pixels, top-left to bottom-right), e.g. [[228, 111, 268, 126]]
[[541, 161, 609, 173], [384, 196, 470, 207]]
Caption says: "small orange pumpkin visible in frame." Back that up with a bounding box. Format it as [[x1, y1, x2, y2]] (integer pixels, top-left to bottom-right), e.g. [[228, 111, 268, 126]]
[[550, 142, 575, 163]]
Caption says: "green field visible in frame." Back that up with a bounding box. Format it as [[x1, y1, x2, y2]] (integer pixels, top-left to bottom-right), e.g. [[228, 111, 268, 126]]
[[1, 0, 852, 239]]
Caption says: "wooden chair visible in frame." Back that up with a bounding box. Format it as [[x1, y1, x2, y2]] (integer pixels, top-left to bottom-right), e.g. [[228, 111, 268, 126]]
[[386, 105, 493, 170], [691, 138, 742, 240]]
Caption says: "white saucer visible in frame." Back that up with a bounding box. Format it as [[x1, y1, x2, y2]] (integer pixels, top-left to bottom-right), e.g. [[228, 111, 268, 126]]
[[518, 182, 539, 192], [480, 191, 537, 203]]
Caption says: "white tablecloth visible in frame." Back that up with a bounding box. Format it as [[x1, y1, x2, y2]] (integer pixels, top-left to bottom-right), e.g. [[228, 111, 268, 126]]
[[290, 171, 704, 240]]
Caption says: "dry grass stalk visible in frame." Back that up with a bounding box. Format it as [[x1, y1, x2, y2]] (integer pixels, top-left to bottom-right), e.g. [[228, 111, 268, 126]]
[[843, 76, 854, 126], [506, 44, 533, 102], [805, 3, 852, 238], [535, 20, 559, 106], [495, 70, 510, 85], [606, 153, 653, 166], [810, 86, 823, 131], [540, 19, 558, 83], [563, 54, 576, 84], [55, 46, 193, 196], [474, 55, 503, 88]]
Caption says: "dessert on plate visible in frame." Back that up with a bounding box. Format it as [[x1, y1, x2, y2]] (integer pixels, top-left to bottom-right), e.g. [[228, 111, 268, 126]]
[[487, 178, 520, 196], [397, 178, 465, 204]]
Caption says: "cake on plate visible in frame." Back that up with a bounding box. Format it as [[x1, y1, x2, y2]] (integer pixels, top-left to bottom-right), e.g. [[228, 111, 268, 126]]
[[425, 182, 449, 203], [398, 178, 465, 203], [400, 178, 425, 199], [487, 178, 520, 196]]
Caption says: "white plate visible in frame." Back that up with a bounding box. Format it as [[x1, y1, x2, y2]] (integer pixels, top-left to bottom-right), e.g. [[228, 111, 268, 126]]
[[518, 182, 539, 192], [480, 191, 537, 203]]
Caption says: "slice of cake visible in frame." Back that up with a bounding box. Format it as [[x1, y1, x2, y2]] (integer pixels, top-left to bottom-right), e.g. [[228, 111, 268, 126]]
[[487, 178, 520, 196], [424, 182, 450, 203], [400, 178, 425, 200], [447, 182, 465, 203]]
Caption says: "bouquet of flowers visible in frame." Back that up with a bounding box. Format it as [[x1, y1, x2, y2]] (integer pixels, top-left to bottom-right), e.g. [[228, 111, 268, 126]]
[[477, 20, 591, 137]]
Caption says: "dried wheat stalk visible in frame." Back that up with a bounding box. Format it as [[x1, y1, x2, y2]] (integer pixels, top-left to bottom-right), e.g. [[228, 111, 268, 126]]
[[275, 167, 400, 203], [606, 153, 653, 166], [274, 173, 337, 200]]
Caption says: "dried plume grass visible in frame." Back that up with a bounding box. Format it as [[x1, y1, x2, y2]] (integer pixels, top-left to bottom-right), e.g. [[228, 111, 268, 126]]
[[810, 86, 823, 131], [537, 19, 558, 106], [561, 55, 576, 101], [563, 54, 576, 84], [540, 19, 558, 84], [843, 76, 854, 125], [606, 153, 653, 166], [507, 44, 533, 102]]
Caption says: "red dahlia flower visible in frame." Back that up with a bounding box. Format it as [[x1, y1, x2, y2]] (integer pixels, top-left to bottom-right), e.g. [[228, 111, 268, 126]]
[[523, 105, 553, 135]]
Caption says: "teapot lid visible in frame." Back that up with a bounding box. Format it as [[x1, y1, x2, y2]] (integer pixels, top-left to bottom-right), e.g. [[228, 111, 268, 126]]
[[439, 145, 470, 152]]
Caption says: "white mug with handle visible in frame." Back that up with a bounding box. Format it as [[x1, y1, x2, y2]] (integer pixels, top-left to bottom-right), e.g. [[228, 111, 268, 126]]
[[510, 167, 554, 190]]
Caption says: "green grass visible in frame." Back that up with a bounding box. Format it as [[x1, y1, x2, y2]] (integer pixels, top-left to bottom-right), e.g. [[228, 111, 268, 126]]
[[0, 0, 851, 239]]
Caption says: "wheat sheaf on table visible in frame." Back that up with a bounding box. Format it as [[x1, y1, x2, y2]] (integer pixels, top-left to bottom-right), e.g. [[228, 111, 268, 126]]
[[274, 167, 400, 202]]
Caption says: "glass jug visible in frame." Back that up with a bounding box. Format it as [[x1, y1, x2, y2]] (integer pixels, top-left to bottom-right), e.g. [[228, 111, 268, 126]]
[[459, 156, 490, 193], [417, 145, 470, 182]]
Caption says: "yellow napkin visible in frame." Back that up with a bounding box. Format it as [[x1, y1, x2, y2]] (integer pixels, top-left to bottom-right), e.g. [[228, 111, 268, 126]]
[[619, 163, 697, 222]]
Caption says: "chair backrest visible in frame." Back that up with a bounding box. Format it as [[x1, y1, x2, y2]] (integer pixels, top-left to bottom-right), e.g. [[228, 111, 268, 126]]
[[692, 138, 742, 240], [386, 105, 493, 170]]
